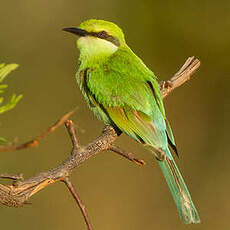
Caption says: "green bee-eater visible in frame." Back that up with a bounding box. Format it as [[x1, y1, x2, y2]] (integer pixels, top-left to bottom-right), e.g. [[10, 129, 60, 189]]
[[63, 19, 200, 224]]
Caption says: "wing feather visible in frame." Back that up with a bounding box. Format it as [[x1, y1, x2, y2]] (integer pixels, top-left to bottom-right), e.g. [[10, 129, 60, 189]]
[[78, 47, 176, 157]]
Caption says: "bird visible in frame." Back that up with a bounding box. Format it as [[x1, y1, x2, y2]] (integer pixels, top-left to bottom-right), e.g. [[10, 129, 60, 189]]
[[63, 19, 200, 224]]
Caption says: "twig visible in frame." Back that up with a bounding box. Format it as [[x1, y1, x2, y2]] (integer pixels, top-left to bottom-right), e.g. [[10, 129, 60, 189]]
[[109, 145, 145, 166], [63, 178, 93, 230], [160, 57, 200, 98], [0, 110, 74, 152], [65, 120, 80, 150], [0, 173, 24, 181], [0, 57, 200, 228]]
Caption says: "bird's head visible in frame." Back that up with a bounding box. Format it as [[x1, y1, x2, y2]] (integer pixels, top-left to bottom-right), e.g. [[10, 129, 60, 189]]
[[63, 19, 126, 58]]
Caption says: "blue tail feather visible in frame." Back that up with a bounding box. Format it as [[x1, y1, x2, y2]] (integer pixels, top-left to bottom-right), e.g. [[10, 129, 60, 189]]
[[158, 148, 200, 224]]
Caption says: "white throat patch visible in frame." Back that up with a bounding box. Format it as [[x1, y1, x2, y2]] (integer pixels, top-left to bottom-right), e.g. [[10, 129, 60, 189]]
[[78, 36, 118, 58]]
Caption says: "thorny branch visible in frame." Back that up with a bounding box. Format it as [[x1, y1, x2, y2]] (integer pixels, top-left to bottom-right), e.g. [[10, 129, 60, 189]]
[[0, 57, 200, 230]]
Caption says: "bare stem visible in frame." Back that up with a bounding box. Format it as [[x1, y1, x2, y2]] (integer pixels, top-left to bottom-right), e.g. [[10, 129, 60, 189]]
[[109, 145, 145, 166], [65, 120, 80, 150], [160, 56, 200, 98], [0, 110, 75, 153], [0, 173, 24, 181], [63, 177, 93, 230]]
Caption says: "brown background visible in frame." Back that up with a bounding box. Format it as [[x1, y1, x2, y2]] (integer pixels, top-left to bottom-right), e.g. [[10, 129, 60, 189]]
[[1, 0, 229, 229]]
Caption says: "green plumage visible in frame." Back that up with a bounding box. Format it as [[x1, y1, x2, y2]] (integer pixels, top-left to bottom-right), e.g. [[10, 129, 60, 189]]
[[64, 19, 200, 224]]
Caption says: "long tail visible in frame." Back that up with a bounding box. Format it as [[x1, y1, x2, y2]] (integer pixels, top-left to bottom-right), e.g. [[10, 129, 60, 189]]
[[158, 149, 200, 224]]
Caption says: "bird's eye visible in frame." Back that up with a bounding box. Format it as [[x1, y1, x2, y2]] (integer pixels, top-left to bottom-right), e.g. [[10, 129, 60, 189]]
[[98, 31, 108, 39]]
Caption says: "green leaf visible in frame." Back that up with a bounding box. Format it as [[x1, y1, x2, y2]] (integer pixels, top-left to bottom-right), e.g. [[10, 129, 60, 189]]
[[0, 63, 19, 83], [0, 97, 4, 105], [0, 137, 11, 146], [0, 61, 22, 145], [0, 84, 8, 94], [0, 62, 22, 114], [0, 84, 8, 89], [0, 93, 23, 114], [0, 63, 5, 68]]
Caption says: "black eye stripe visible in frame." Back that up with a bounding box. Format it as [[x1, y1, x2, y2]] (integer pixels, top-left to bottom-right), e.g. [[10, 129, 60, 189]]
[[97, 31, 108, 39], [88, 31, 120, 47]]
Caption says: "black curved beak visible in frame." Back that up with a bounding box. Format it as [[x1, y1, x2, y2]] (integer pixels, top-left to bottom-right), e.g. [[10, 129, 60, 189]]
[[62, 27, 88, 37]]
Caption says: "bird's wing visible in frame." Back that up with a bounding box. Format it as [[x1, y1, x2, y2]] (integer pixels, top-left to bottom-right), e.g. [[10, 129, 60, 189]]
[[84, 48, 175, 157], [86, 48, 162, 113]]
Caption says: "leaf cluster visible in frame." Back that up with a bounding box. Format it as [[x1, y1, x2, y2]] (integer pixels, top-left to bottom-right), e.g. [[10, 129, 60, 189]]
[[0, 62, 22, 145]]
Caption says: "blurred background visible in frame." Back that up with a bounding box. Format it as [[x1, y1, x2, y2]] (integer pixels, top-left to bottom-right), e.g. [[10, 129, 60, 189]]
[[0, 0, 229, 229]]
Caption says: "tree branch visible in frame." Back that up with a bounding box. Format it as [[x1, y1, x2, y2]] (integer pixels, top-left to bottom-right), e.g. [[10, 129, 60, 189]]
[[160, 56, 200, 98], [0, 110, 75, 152], [0, 57, 200, 229]]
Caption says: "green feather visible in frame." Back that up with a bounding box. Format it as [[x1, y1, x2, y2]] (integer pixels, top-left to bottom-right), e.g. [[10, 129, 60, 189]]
[[158, 149, 200, 223]]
